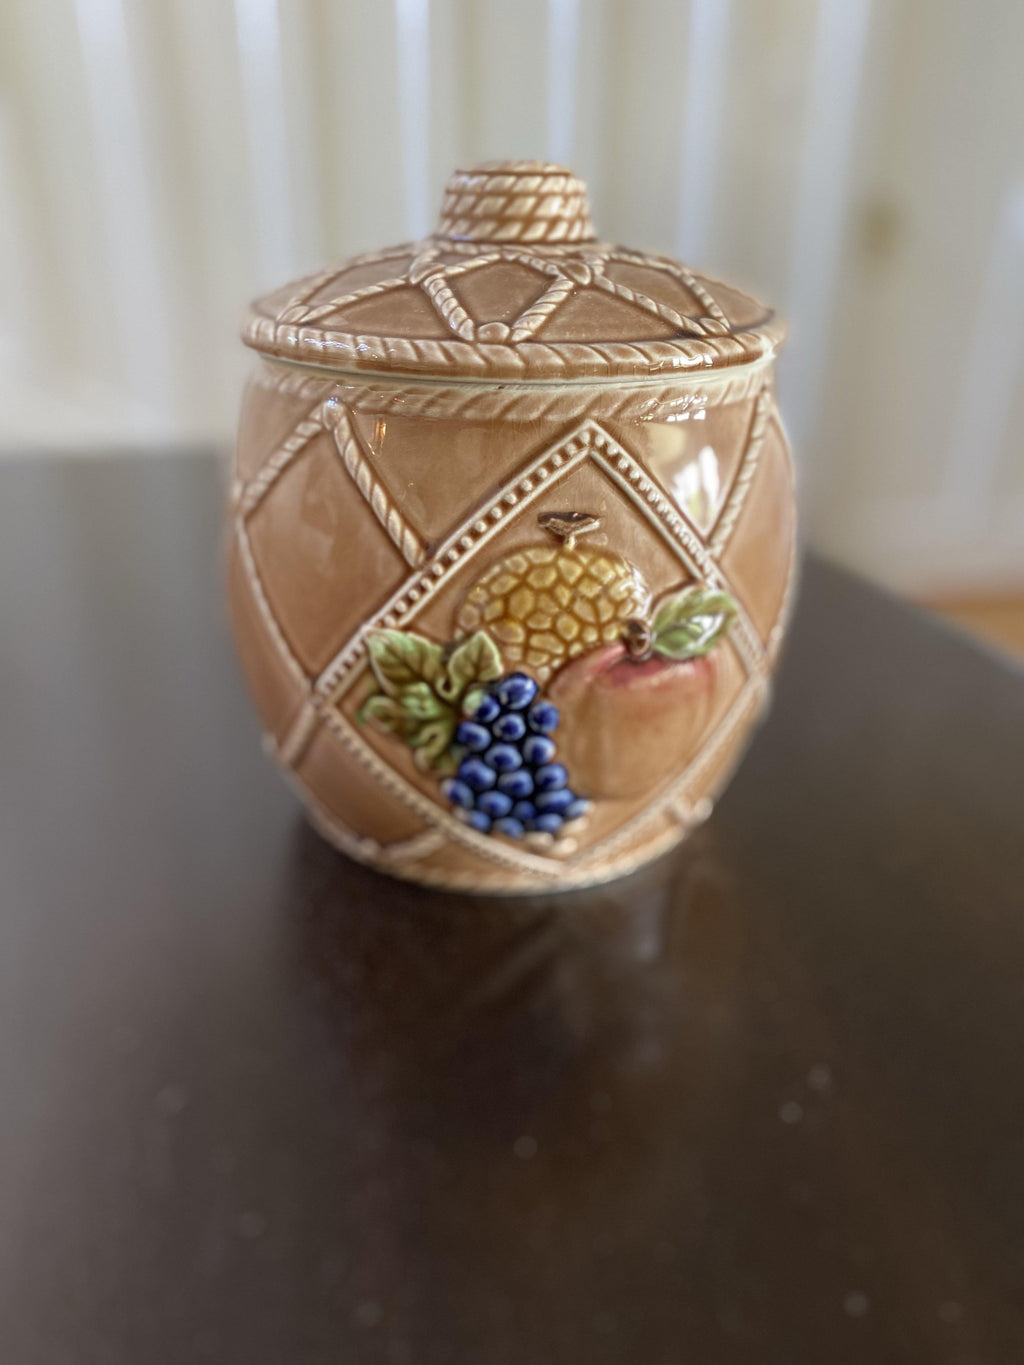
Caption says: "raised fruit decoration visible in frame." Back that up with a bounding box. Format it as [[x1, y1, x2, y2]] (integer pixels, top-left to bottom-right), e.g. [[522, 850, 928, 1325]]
[[356, 507, 738, 845], [456, 512, 650, 683], [441, 672, 590, 844], [229, 160, 796, 892]]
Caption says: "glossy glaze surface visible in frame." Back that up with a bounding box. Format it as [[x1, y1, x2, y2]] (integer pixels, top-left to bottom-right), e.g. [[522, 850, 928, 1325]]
[[5, 454, 1024, 1363], [230, 363, 794, 890], [244, 162, 783, 381], [232, 163, 796, 890]]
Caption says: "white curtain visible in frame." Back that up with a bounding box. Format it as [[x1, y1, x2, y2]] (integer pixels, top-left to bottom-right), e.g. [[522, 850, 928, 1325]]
[[1, 0, 1022, 594]]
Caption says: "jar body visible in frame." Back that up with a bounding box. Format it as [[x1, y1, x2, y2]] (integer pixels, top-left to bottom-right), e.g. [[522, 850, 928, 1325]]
[[228, 357, 796, 892]]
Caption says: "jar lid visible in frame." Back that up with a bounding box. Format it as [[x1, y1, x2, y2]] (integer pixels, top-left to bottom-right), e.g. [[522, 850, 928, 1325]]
[[243, 161, 783, 383]]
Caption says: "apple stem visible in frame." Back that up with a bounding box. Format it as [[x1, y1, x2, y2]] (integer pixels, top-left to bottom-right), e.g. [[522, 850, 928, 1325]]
[[623, 618, 653, 660]]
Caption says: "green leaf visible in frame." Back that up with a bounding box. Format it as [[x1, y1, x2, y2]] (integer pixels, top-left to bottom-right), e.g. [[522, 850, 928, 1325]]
[[365, 629, 444, 697], [409, 715, 457, 769], [462, 685, 488, 718], [400, 681, 448, 721], [360, 627, 502, 772], [439, 630, 503, 702], [433, 749, 458, 777], [651, 585, 737, 661], [357, 693, 409, 733]]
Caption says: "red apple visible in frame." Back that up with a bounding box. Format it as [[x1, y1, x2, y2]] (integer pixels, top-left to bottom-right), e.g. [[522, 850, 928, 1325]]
[[548, 642, 719, 798]]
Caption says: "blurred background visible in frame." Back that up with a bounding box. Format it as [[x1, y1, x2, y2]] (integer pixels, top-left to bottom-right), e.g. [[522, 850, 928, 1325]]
[[1, 0, 1022, 644]]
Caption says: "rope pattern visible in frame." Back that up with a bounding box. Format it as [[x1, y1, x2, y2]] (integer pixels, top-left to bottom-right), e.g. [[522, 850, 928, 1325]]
[[252, 354, 772, 422], [276, 753, 465, 875], [247, 364, 332, 401], [276, 700, 321, 768], [234, 518, 309, 691], [308, 418, 768, 706], [587, 436, 764, 675], [427, 251, 503, 284], [377, 827, 448, 865], [230, 374, 796, 886], [306, 794, 694, 892], [323, 404, 426, 567], [351, 367, 769, 421], [238, 400, 334, 517], [293, 785, 382, 866], [508, 273, 578, 341], [317, 709, 567, 878], [244, 236, 782, 381], [275, 756, 459, 871], [287, 275, 412, 327], [234, 387, 786, 682], [612, 248, 732, 325], [419, 269, 475, 340], [243, 315, 777, 380], [274, 261, 357, 322], [589, 272, 708, 336], [234, 391, 424, 569], [234, 384, 781, 667], [437, 164, 594, 243], [238, 520, 777, 893], [311, 425, 597, 701], [709, 385, 773, 556]]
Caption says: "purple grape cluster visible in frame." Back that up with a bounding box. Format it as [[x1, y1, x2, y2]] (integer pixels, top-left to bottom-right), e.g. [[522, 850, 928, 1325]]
[[441, 672, 590, 839]]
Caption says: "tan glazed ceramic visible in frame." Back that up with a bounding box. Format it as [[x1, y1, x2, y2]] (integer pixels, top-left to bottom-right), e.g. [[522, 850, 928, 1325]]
[[229, 162, 796, 893]]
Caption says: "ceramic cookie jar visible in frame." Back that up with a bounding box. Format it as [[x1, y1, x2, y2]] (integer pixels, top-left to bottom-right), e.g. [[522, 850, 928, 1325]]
[[229, 162, 796, 893]]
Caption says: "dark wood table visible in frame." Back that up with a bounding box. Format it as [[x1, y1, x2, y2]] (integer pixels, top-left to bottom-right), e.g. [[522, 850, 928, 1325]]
[[3, 453, 1024, 1365]]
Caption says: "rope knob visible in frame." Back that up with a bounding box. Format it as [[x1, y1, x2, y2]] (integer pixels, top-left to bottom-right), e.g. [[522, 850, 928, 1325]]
[[436, 161, 596, 244]]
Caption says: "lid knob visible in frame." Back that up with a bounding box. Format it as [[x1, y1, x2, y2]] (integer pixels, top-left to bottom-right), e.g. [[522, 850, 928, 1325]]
[[436, 161, 596, 245]]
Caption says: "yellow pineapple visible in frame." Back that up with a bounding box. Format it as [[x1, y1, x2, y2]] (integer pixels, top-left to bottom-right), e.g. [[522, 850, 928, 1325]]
[[457, 511, 650, 683]]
